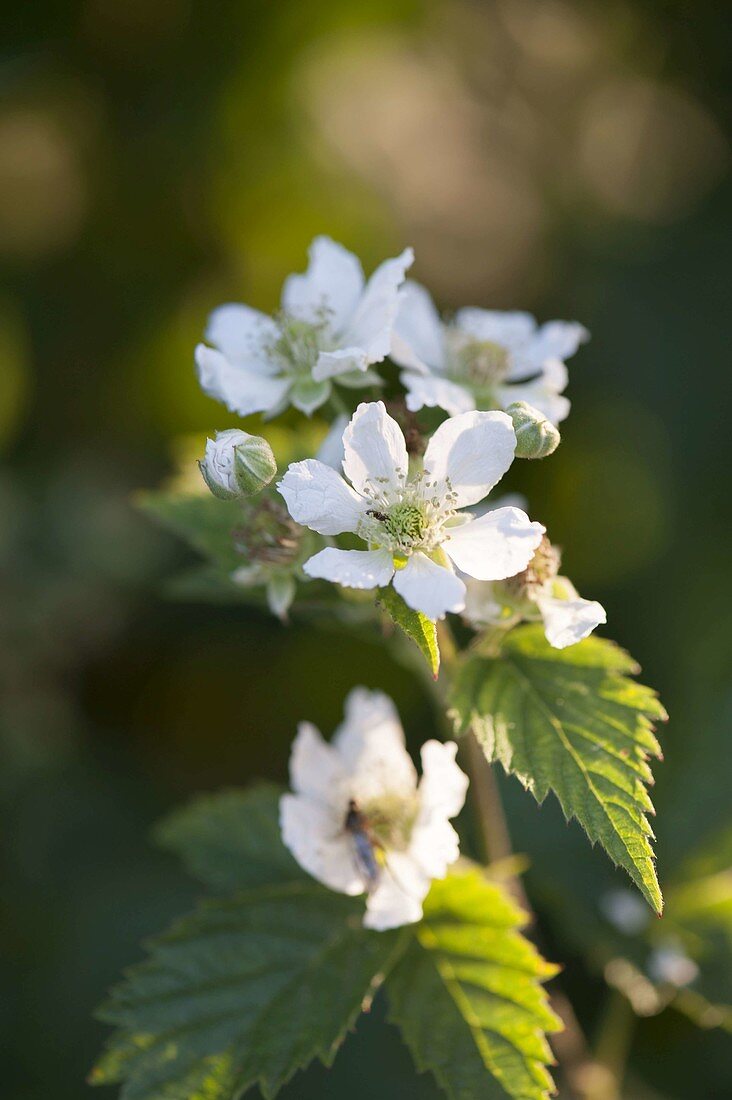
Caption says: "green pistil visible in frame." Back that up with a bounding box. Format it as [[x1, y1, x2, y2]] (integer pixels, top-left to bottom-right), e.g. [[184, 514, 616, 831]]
[[452, 338, 510, 389], [272, 316, 326, 377], [382, 501, 427, 547], [364, 793, 418, 852]]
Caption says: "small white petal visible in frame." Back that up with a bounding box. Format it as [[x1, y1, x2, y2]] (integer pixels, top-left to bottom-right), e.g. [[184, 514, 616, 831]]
[[418, 740, 469, 822], [535, 591, 606, 649], [289, 721, 347, 801], [316, 415, 349, 469], [455, 308, 536, 347], [422, 410, 517, 508], [529, 320, 589, 362], [281, 236, 364, 331], [342, 401, 409, 496], [303, 547, 395, 589], [363, 855, 428, 930], [499, 381, 570, 425], [266, 574, 296, 620], [205, 303, 279, 369], [280, 793, 365, 895], [278, 459, 365, 535], [334, 688, 417, 801], [312, 346, 369, 382], [401, 371, 475, 416], [343, 248, 414, 362], [393, 553, 466, 620], [462, 579, 504, 627], [195, 344, 290, 417], [391, 280, 446, 371], [444, 506, 545, 581], [288, 376, 331, 416]]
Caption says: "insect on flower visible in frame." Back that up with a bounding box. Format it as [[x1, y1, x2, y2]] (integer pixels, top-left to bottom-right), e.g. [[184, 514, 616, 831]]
[[344, 798, 382, 888], [280, 688, 469, 929]]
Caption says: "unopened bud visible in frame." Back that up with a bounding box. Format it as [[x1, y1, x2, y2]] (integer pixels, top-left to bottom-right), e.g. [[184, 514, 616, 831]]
[[506, 401, 560, 460], [199, 429, 277, 500]]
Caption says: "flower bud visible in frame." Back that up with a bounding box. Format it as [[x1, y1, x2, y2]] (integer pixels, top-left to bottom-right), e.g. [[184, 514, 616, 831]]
[[199, 429, 277, 499], [506, 401, 560, 460]]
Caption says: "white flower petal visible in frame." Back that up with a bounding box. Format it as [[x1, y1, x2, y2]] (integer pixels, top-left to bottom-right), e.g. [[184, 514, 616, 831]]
[[280, 793, 365, 895], [529, 320, 589, 362], [195, 345, 290, 417], [205, 303, 279, 370], [363, 855, 428, 930], [281, 236, 364, 331], [444, 506, 545, 581], [334, 688, 417, 801], [288, 376, 331, 416], [455, 308, 536, 347], [535, 591, 606, 649], [343, 248, 414, 362], [401, 371, 475, 416], [278, 459, 365, 535], [303, 547, 395, 589], [393, 553, 466, 620], [289, 721, 347, 802], [422, 410, 516, 508], [462, 578, 504, 627], [342, 401, 409, 496], [418, 740, 469, 822], [499, 377, 570, 425], [312, 346, 368, 382], [391, 280, 445, 371], [266, 574, 296, 620], [316, 415, 349, 469]]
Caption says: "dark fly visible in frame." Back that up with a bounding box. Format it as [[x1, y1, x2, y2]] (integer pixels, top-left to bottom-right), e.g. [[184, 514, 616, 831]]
[[344, 799, 381, 889], [366, 509, 389, 523]]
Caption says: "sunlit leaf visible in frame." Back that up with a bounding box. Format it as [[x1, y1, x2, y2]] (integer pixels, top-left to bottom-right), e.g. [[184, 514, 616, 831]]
[[387, 867, 561, 1100], [449, 626, 666, 912]]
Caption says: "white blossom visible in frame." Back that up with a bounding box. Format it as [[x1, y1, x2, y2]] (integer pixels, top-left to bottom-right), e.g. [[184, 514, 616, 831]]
[[195, 236, 413, 418], [391, 280, 588, 424], [277, 401, 545, 621], [464, 537, 606, 649], [280, 688, 468, 930]]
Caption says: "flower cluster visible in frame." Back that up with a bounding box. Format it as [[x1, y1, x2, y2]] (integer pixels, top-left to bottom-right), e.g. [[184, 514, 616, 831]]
[[191, 235, 605, 926]]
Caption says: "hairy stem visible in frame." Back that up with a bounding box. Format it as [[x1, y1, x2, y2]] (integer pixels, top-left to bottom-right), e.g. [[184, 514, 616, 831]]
[[432, 616, 606, 1099]]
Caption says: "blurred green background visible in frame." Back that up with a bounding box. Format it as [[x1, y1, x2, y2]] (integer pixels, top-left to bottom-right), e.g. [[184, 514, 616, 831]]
[[1, 1, 730, 1097]]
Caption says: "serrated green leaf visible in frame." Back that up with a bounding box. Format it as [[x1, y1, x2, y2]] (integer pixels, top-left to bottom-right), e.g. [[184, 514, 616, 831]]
[[387, 867, 561, 1100], [449, 625, 666, 913], [378, 585, 440, 677], [154, 785, 305, 893], [137, 490, 246, 572], [91, 884, 406, 1099]]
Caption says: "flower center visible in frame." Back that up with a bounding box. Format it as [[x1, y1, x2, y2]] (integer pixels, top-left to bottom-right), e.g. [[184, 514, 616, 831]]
[[447, 333, 511, 392], [361, 792, 418, 852], [270, 313, 332, 378], [380, 501, 427, 547]]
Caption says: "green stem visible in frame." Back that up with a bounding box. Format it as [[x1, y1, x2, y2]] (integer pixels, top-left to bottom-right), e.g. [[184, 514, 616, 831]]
[[431, 617, 605, 1099]]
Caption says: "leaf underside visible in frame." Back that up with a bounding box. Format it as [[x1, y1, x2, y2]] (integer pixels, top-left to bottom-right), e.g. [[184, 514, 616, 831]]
[[388, 868, 561, 1100], [377, 585, 440, 677], [449, 625, 667, 912]]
